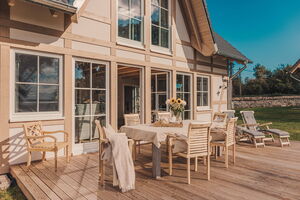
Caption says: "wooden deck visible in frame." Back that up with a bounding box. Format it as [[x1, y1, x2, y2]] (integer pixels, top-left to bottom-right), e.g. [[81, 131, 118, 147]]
[[11, 142, 300, 200]]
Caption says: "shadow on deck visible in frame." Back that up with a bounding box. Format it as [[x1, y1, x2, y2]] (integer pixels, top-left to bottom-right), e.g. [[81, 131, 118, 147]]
[[10, 142, 300, 200]]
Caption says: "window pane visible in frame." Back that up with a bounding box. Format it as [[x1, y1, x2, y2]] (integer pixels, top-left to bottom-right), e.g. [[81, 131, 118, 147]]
[[161, 9, 168, 28], [151, 75, 156, 92], [158, 94, 167, 110], [131, 18, 142, 41], [39, 85, 59, 111], [118, 15, 130, 39], [151, 6, 159, 25], [184, 93, 190, 110], [203, 92, 208, 106], [15, 84, 37, 112], [161, 0, 168, 9], [151, 93, 156, 110], [39, 56, 59, 84], [118, 0, 129, 16], [131, 0, 141, 19], [92, 90, 106, 115], [75, 61, 90, 88], [197, 92, 201, 106], [176, 93, 183, 100], [92, 63, 106, 89], [151, 25, 159, 45], [184, 75, 190, 92], [176, 74, 183, 92], [203, 77, 208, 91], [152, 0, 159, 6], [75, 116, 90, 143], [184, 111, 190, 120], [161, 28, 169, 48], [75, 89, 90, 116], [15, 53, 37, 83], [197, 77, 202, 91], [157, 74, 167, 91]]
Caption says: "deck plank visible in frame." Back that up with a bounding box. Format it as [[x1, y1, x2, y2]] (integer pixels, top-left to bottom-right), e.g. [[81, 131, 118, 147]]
[[10, 142, 300, 200]]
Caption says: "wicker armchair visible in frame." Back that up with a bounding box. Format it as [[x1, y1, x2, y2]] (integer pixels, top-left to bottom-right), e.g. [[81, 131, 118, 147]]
[[23, 121, 70, 172]]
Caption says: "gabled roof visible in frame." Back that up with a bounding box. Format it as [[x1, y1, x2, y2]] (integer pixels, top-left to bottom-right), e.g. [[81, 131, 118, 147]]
[[213, 31, 252, 63], [291, 59, 300, 74]]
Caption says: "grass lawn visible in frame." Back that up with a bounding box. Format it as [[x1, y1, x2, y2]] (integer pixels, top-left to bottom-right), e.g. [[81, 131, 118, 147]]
[[235, 106, 300, 141], [0, 180, 26, 200]]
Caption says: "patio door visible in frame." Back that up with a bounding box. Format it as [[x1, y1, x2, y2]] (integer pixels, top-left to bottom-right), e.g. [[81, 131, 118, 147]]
[[73, 59, 109, 155]]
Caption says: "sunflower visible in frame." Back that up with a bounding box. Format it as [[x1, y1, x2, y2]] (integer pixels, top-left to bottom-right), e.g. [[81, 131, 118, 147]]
[[171, 98, 176, 104], [177, 98, 182, 104]]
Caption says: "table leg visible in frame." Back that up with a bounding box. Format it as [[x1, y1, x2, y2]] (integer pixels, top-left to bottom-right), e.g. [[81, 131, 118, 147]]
[[152, 143, 161, 179]]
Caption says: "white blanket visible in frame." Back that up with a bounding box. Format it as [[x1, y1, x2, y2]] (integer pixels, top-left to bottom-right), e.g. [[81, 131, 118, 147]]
[[101, 126, 135, 192]]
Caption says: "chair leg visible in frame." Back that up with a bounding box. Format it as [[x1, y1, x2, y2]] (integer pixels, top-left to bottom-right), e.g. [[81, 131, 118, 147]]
[[42, 152, 46, 161], [138, 141, 141, 154], [101, 161, 105, 186], [168, 140, 173, 176], [206, 155, 210, 180], [66, 145, 70, 163], [133, 141, 137, 161], [27, 152, 32, 168], [215, 146, 218, 160], [54, 151, 58, 172], [279, 138, 283, 148], [187, 158, 191, 184], [195, 157, 198, 172], [233, 144, 236, 164], [225, 146, 229, 168]]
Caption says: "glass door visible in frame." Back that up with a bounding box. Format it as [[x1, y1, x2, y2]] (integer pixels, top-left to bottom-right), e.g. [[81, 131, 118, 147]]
[[73, 59, 108, 154]]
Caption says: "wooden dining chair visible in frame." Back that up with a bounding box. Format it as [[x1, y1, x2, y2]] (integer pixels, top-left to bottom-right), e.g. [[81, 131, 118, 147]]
[[23, 121, 70, 172], [211, 117, 238, 168], [168, 123, 211, 184], [211, 112, 228, 129], [95, 120, 134, 186], [156, 111, 172, 122]]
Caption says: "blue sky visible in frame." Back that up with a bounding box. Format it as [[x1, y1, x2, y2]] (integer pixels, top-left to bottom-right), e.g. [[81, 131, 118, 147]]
[[206, 0, 300, 78]]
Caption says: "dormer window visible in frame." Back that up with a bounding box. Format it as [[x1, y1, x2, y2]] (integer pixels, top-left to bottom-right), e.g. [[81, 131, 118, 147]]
[[151, 0, 170, 48], [118, 0, 143, 42]]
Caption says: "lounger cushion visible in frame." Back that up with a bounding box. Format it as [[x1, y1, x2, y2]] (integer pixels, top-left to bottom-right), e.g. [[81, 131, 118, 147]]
[[237, 126, 265, 138], [262, 129, 290, 137]]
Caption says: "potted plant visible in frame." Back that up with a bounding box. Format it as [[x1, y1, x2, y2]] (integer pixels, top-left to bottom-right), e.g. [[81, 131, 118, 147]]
[[166, 98, 186, 123]]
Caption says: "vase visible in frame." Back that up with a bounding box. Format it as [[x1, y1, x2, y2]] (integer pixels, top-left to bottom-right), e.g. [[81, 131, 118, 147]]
[[171, 111, 182, 123]]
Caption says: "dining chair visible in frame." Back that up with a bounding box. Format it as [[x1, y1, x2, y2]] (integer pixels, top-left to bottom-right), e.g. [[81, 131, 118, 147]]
[[156, 111, 172, 122], [23, 121, 70, 172], [95, 120, 134, 186], [168, 123, 211, 184], [211, 117, 238, 168]]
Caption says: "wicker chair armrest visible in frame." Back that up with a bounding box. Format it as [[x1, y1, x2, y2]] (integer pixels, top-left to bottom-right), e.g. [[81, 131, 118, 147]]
[[43, 130, 69, 142], [27, 135, 57, 143]]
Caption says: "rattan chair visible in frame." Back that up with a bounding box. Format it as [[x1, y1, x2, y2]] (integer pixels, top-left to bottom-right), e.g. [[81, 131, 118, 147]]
[[95, 120, 134, 186], [23, 121, 70, 172], [168, 123, 211, 184], [211, 117, 238, 168]]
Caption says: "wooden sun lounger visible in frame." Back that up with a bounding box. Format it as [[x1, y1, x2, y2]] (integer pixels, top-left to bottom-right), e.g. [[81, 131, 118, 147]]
[[236, 126, 265, 148]]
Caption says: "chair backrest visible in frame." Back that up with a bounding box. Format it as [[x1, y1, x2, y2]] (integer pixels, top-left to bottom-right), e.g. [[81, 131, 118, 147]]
[[187, 123, 211, 156], [23, 121, 44, 147], [223, 110, 236, 120], [156, 112, 172, 121], [124, 114, 140, 126], [95, 120, 106, 140], [211, 112, 227, 129], [226, 117, 238, 146], [240, 111, 257, 131]]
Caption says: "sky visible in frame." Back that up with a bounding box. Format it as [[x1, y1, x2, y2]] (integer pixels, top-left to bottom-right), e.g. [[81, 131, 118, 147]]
[[206, 0, 300, 79]]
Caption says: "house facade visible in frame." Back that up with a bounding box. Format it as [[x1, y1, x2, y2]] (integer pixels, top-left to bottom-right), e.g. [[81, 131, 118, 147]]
[[0, 0, 250, 174]]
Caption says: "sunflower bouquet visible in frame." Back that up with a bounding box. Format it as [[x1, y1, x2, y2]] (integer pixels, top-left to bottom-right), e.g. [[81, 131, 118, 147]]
[[166, 98, 186, 121]]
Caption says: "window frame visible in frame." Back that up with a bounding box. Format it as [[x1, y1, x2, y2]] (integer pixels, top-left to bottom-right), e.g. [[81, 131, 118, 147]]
[[196, 75, 210, 111], [176, 72, 192, 120], [116, 0, 145, 48], [151, 71, 170, 112], [10, 49, 63, 122], [150, 0, 172, 52]]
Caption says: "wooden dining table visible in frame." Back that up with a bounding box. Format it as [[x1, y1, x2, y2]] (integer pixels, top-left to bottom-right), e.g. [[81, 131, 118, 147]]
[[120, 121, 226, 179]]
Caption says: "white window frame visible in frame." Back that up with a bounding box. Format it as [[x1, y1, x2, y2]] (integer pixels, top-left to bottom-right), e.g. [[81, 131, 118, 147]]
[[176, 72, 192, 120], [196, 75, 210, 111], [10, 49, 63, 122], [151, 71, 170, 112], [116, 0, 145, 48], [150, 0, 172, 54]]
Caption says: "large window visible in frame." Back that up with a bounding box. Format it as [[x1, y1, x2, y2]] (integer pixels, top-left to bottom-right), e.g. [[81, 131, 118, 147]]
[[118, 0, 143, 42], [176, 74, 191, 120], [74, 60, 108, 144], [151, 72, 169, 112], [197, 76, 210, 110], [13, 51, 62, 120], [151, 0, 170, 48]]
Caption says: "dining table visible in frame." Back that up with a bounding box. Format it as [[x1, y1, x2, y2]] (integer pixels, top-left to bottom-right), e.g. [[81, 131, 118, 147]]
[[120, 120, 225, 179]]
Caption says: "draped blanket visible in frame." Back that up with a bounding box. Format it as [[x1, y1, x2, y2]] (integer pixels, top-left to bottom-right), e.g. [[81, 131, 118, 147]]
[[101, 126, 135, 192]]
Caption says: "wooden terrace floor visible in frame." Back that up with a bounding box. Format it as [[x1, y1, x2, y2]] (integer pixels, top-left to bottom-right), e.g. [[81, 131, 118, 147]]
[[11, 142, 300, 200]]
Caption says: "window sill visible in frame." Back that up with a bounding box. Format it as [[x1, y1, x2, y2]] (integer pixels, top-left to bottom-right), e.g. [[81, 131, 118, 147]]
[[117, 38, 145, 50], [196, 108, 212, 112], [150, 45, 172, 56], [10, 114, 65, 123]]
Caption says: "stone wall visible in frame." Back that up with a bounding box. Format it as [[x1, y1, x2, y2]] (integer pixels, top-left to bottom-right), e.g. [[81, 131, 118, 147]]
[[232, 96, 300, 109]]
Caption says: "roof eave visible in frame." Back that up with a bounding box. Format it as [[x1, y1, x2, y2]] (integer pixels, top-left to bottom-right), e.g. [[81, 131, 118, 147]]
[[25, 0, 77, 14]]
